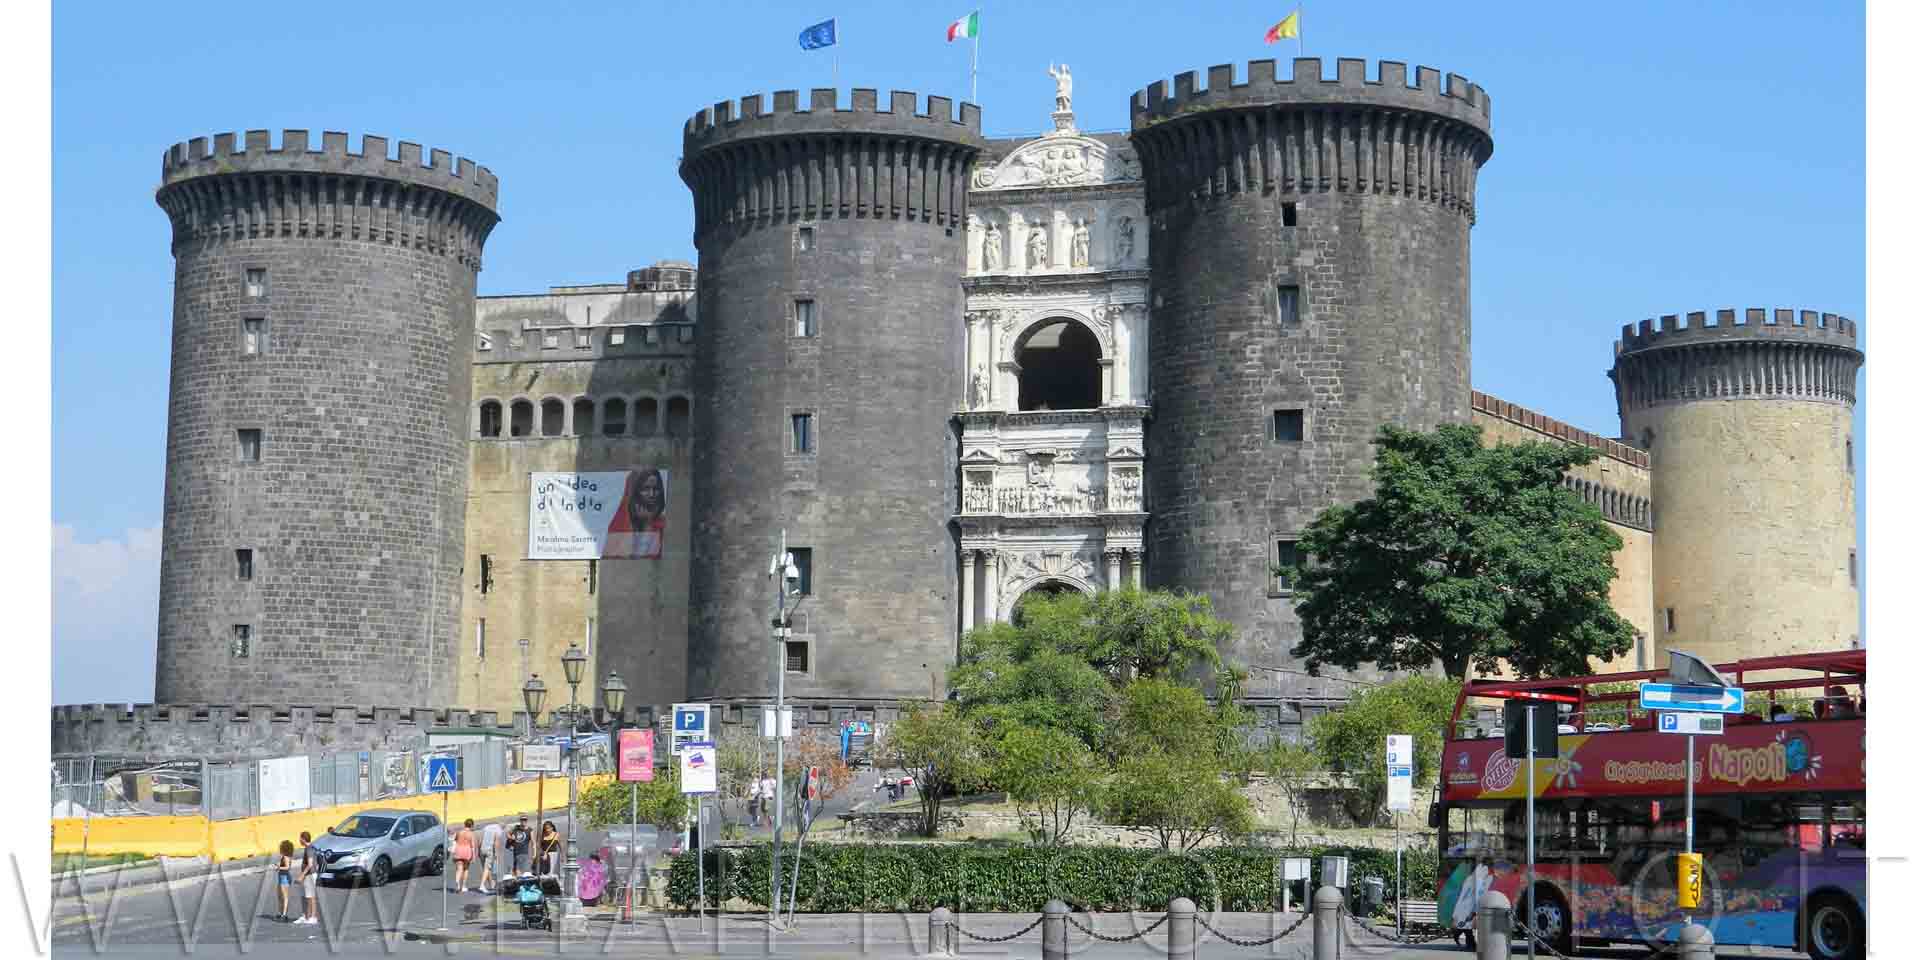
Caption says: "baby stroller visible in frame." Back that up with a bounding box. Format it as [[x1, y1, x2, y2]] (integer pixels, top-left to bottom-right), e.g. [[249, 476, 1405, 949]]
[[503, 875, 562, 931]]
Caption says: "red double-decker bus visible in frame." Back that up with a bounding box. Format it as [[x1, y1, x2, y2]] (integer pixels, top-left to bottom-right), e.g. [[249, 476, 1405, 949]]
[[1433, 650, 1865, 960]]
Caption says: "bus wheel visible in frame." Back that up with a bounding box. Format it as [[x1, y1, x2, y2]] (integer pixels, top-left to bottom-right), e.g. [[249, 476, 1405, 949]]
[[1518, 886, 1572, 954], [1803, 893, 1864, 960]]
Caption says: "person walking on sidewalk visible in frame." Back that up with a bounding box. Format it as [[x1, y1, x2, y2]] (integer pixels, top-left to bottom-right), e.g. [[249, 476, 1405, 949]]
[[297, 831, 322, 925], [478, 818, 504, 893], [506, 815, 532, 878], [274, 840, 295, 921], [452, 818, 477, 892], [539, 821, 561, 876]]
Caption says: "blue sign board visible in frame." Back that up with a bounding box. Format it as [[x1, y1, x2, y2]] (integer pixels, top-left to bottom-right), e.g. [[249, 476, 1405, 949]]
[[675, 707, 708, 732], [1639, 682, 1744, 714], [426, 756, 458, 793]]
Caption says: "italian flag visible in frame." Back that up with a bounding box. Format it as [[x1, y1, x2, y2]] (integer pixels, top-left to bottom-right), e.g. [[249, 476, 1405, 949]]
[[946, 11, 979, 42]]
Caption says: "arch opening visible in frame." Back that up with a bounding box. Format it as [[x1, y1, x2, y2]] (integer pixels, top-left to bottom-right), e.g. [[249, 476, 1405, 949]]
[[509, 400, 533, 438], [1009, 578, 1086, 627], [541, 399, 565, 437], [1016, 319, 1102, 411], [478, 401, 502, 438], [572, 398, 596, 436]]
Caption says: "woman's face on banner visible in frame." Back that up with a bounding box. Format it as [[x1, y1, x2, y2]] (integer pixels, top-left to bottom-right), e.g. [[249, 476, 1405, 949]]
[[638, 471, 664, 514]]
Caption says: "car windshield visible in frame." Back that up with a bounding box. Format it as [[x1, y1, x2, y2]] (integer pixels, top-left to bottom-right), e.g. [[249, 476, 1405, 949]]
[[334, 815, 396, 838]]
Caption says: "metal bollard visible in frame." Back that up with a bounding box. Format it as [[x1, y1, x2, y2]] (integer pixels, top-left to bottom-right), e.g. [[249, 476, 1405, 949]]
[[1678, 922, 1715, 958], [1042, 899, 1069, 960], [929, 907, 954, 956], [1476, 890, 1511, 960], [1165, 897, 1195, 960], [1311, 885, 1342, 960]]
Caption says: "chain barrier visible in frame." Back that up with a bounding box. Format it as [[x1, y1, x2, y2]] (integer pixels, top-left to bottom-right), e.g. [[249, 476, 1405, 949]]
[[951, 915, 1045, 943], [1193, 908, 1311, 947], [1338, 903, 1456, 946], [1063, 912, 1170, 942]]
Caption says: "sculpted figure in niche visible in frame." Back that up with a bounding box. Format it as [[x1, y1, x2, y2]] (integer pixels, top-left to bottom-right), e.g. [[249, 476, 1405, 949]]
[[1047, 63, 1073, 112], [1115, 216, 1135, 262], [970, 368, 989, 407], [1071, 219, 1091, 268], [1027, 228, 1049, 270], [981, 221, 1002, 271]]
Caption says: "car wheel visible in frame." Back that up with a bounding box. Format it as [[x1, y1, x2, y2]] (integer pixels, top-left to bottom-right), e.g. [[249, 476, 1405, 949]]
[[369, 856, 391, 888], [427, 846, 445, 876], [1803, 892, 1865, 960], [1516, 885, 1572, 955]]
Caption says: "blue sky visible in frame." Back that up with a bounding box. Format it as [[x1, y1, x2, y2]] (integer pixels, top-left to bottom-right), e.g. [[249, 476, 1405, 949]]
[[51, 1, 1865, 704]]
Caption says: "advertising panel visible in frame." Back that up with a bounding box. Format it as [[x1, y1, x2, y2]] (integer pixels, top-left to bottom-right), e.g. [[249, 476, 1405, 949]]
[[527, 469, 669, 560], [257, 755, 312, 814], [618, 729, 656, 782], [678, 742, 717, 794]]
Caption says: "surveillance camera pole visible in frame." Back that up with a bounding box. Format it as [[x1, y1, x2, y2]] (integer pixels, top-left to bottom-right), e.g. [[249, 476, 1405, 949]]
[[769, 529, 796, 928]]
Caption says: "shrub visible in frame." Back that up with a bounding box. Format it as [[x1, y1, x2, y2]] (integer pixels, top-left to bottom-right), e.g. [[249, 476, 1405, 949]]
[[664, 843, 1436, 913]]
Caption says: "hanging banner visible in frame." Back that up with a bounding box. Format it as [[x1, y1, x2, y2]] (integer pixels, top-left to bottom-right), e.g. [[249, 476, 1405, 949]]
[[527, 469, 669, 560], [618, 729, 656, 782]]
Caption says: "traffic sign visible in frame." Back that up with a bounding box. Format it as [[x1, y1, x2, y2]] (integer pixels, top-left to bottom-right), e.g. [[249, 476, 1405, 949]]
[[1638, 682, 1744, 714], [519, 744, 562, 772], [679, 741, 717, 794], [1657, 712, 1725, 735], [1385, 735, 1412, 767], [426, 756, 458, 793], [1386, 764, 1413, 812], [672, 703, 711, 755]]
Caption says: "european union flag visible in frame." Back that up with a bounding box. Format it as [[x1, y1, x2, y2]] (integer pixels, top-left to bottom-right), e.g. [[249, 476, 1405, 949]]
[[798, 18, 837, 50]]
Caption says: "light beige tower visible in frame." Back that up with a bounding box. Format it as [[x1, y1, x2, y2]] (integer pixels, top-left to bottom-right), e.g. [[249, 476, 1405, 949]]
[[1610, 308, 1862, 665]]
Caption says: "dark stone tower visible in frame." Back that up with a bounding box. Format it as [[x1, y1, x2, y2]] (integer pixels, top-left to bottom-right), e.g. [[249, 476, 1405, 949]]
[[1129, 59, 1493, 695], [152, 130, 499, 705], [679, 89, 983, 702]]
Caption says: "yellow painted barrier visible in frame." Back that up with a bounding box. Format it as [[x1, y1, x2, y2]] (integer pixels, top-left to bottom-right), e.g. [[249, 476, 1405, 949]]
[[54, 773, 613, 862]]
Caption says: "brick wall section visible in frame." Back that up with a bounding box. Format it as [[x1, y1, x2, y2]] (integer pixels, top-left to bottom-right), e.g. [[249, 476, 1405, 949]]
[[1131, 61, 1492, 698], [151, 131, 498, 707], [679, 90, 984, 701]]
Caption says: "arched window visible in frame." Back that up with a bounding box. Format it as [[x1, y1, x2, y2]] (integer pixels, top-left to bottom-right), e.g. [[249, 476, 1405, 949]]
[[541, 398, 565, 437], [1016, 319, 1102, 411], [478, 401, 502, 438], [572, 398, 595, 436], [634, 397, 659, 437], [510, 400, 534, 438], [666, 396, 692, 436], [603, 398, 628, 436]]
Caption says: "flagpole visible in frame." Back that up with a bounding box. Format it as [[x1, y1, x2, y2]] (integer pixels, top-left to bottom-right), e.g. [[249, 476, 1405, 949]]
[[971, 19, 979, 105], [1298, 6, 1304, 58]]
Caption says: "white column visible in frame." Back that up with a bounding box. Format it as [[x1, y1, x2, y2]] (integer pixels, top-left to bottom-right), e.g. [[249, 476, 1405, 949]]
[[1133, 305, 1150, 404], [960, 550, 976, 634], [1105, 550, 1123, 590], [1100, 358, 1116, 406], [986, 316, 1000, 409], [982, 552, 1000, 623], [1128, 549, 1144, 588]]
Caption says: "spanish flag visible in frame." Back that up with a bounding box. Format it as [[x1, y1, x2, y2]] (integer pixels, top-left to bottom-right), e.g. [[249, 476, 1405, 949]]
[[1264, 10, 1300, 44]]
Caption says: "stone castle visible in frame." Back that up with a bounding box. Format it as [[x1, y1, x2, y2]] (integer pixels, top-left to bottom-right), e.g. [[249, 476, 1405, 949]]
[[53, 57, 1863, 756]]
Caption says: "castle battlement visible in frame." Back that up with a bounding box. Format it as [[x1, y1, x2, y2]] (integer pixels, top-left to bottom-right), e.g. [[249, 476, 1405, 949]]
[[1615, 308, 1859, 355], [474, 321, 696, 363], [683, 88, 983, 150], [1472, 390, 1649, 468], [160, 129, 498, 210], [1129, 58, 1492, 137]]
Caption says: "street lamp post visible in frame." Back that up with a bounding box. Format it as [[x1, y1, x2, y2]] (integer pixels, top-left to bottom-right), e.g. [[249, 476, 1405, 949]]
[[768, 532, 801, 926], [560, 644, 588, 906], [522, 674, 548, 878]]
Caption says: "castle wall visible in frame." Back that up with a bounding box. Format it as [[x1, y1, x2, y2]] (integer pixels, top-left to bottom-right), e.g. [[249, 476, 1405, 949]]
[[1130, 60, 1493, 696], [152, 131, 497, 707]]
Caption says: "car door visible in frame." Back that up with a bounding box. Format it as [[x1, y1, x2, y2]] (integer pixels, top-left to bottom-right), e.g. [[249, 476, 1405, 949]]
[[413, 815, 439, 864]]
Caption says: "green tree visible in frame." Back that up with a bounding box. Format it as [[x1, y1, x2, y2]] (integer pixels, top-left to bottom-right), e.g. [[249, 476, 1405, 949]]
[[1262, 739, 1321, 846], [1285, 423, 1637, 679], [988, 724, 1104, 844], [1100, 752, 1255, 851], [879, 701, 989, 837], [1306, 675, 1460, 823], [579, 763, 688, 831], [1108, 677, 1223, 759], [952, 623, 1114, 748]]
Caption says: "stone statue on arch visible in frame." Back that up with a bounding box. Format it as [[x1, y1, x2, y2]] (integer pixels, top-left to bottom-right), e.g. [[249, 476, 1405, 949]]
[[1047, 63, 1073, 112]]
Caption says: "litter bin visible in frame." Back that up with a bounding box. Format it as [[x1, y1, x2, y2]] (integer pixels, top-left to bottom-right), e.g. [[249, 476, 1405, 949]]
[[1360, 877, 1385, 914]]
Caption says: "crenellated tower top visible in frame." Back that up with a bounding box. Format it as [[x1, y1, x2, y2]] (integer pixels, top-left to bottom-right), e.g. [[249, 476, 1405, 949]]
[[160, 129, 498, 209], [1610, 307, 1864, 416], [1130, 58, 1492, 138], [683, 88, 982, 153]]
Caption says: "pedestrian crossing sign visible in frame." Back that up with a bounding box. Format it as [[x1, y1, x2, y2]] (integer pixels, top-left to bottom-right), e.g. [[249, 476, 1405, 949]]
[[427, 756, 458, 793]]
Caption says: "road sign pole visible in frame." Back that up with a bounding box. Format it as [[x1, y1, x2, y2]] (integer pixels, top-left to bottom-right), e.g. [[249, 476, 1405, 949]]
[[1684, 732, 1694, 925], [441, 789, 449, 931], [1525, 703, 1536, 960]]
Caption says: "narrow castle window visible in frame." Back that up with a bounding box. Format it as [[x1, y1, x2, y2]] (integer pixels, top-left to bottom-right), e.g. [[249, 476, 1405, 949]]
[[1664, 607, 1676, 633], [789, 547, 814, 595], [479, 554, 494, 595], [785, 640, 811, 673], [633, 397, 658, 436], [509, 400, 533, 437], [1269, 539, 1302, 596], [476, 619, 486, 660], [609, 328, 626, 346], [667, 396, 692, 436], [587, 559, 598, 595], [236, 429, 261, 463], [541, 398, 565, 437], [231, 625, 252, 658], [791, 413, 814, 453], [797, 226, 816, 251], [1281, 202, 1298, 227], [1849, 549, 1857, 587], [244, 268, 267, 298], [585, 617, 595, 657], [572, 398, 595, 436], [1846, 436, 1854, 472], [604, 398, 629, 436], [242, 318, 266, 355], [1276, 285, 1301, 328], [1272, 409, 1305, 443], [235, 548, 253, 581], [794, 299, 817, 337], [478, 401, 502, 438]]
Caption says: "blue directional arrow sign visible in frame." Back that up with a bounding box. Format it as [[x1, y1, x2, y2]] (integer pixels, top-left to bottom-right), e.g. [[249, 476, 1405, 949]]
[[1639, 682, 1744, 714]]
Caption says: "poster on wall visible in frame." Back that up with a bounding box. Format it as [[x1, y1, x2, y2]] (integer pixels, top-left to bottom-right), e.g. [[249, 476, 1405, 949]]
[[258, 755, 313, 814], [527, 469, 669, 560]]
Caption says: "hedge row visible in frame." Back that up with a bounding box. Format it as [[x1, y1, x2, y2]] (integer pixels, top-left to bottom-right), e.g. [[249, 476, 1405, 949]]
[[664, 843, 1437, 913]]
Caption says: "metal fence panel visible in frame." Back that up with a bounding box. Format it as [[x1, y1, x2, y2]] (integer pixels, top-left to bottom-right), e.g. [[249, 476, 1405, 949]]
[[207, 762, 255, 820]]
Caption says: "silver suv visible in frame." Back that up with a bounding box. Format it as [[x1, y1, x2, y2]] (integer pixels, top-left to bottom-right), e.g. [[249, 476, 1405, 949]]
[[310, 809, 445, 887]]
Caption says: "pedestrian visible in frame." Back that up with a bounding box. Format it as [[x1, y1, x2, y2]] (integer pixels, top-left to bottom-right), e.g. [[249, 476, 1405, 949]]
[[747, 770, 764, 827], [274, 839, 295, 921], [507, 815, 532, 878], [539, 821, 561, 876], [453, 818, 477, 892], [479, 818, 504, 893], [756, 771, 778, 824], [297, 831, 322, 925]]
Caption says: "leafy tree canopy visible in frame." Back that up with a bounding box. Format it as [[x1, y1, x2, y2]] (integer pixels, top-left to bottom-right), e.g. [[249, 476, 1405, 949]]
[[580, 763, 687, 831], [1286, 423, 1637, 680], [988, 723, 1105, 844], [1306, 674, 1460, 821], [879, 701, 990, 836]]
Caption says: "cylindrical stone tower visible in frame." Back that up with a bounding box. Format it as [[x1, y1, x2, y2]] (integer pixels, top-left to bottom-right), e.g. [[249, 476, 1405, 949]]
[[679, 89, 983, 701], [152, 130, 499, 705], [1129, 59, 1493, 696], [1610, 308, 1863, 663]]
